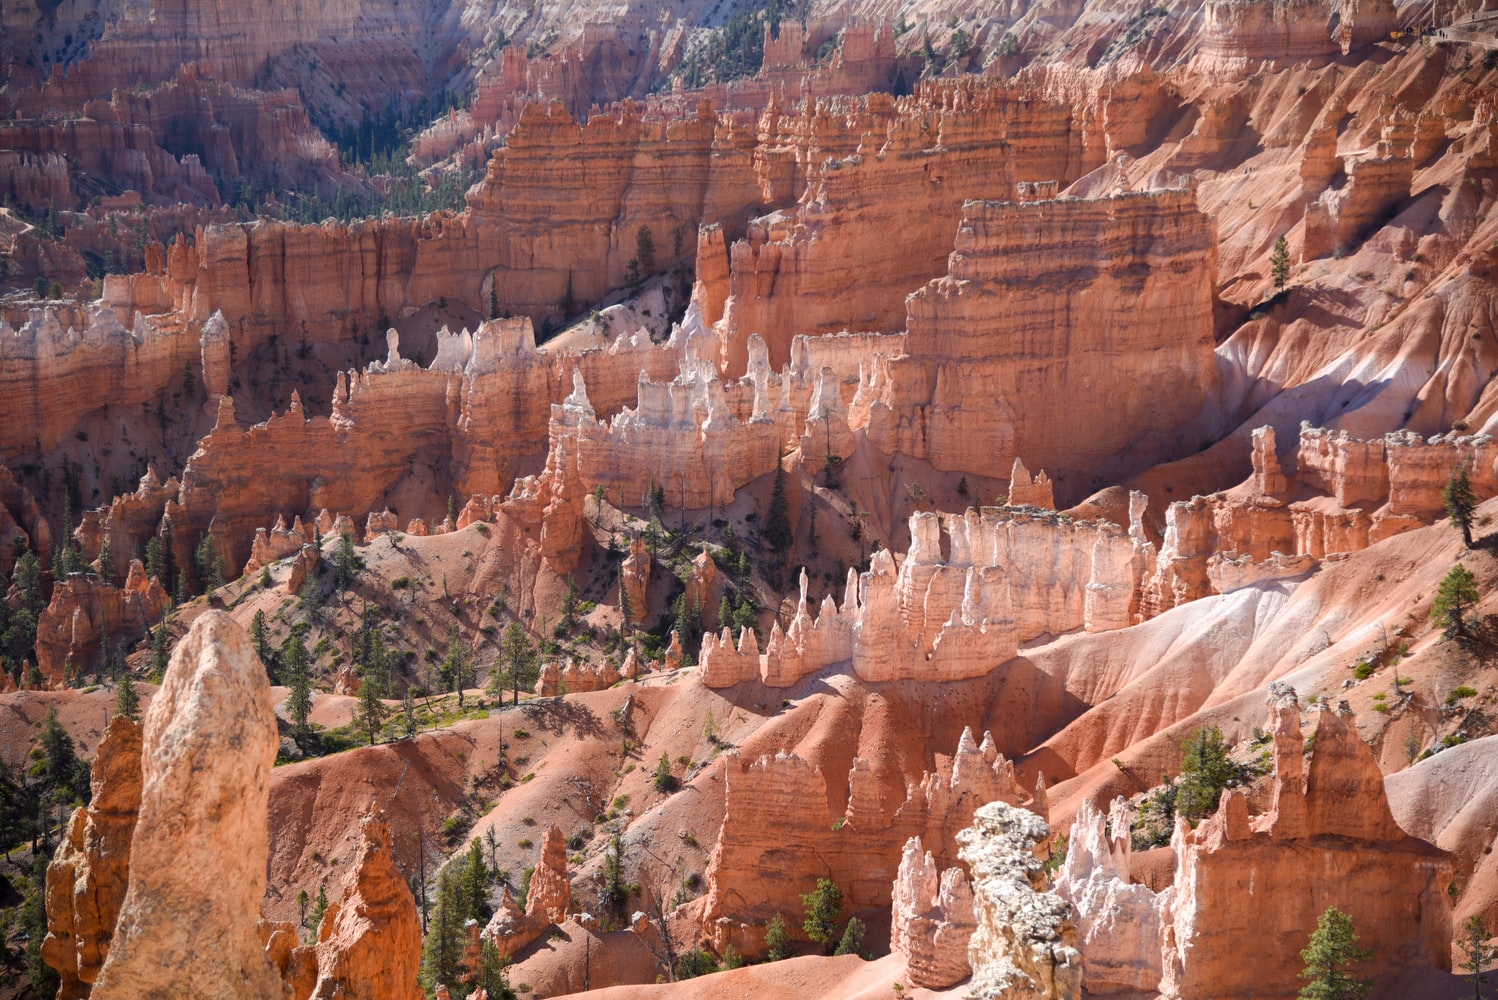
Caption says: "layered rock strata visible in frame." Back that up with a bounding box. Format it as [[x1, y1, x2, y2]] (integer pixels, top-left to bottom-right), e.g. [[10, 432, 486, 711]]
[[1158, 693, 1452, 1000], [42, 715, 144, 999], [860, 191, 1220, 498]]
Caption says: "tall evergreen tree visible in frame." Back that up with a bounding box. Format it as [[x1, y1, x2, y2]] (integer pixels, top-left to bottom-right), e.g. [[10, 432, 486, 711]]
[[419, 865, 468, 992], [1299, 907, 1372, 1000], [282, 633, 313, 743], [443, 627, 474, 707], [194, 534, 224, 593], [356, 673, 387, 746], [334, 532, 363, 589], [800, 877, 843, 948], [250, 610, 275, 679], [497, 622, 536, 707], [115, 671, 140, 722], [1445, 464, 1478, 548], [148, 623, 170, 681], [763, 462, 793, 550]]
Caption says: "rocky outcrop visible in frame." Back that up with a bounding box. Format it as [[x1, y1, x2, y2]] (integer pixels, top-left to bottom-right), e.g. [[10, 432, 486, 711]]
[[91, 612, 283, 999], [958, 801, 1080, 1000], [701, 507, 1141, 688], [1007, 459, 1055, 510], [42, 715, 144, 999], [696, 729, 1035, 955], [1050, 798, 1166, 995], [1303, 141, 1414, 261], [479, 825, 573, 959], [534, 657, 622, 697], [620, 537, 652, 619], [862, 191, 1219, 499], [1158, 692, 1453, 999], [890, 837, 976, 989], [1043, 685, 1453, 998], [545, 360, 781, 513], [714, 79, 1102, 372], [524, 826, 573, 926], [0, 68, 344, 212], [1196, 0, 1394, 76], [307, 813, 422, 1000], [35, 562, 168, 687]]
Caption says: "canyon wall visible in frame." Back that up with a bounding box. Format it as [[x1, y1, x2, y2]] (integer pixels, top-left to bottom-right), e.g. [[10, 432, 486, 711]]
[[861, 190, 1220, 500]]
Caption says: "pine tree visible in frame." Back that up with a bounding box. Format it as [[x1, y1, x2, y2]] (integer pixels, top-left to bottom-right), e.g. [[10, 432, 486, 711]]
[[602, 833, 629, 919], [283, 633, 313, 743], [1271, 234, 1292, 290], [308, 884, 330, 933], [497, 622, 536, 707], [419, 865, 467, 992], [148, 623, 170, 681], [357, 673, 387, 746], [38, 703, 88, 802], [194, 534, 224, 593], [473, 936, 513, 1000], [635, 225, 656, 278], [159, 518, 176, 586], [653, 751, 678, 793], [115, 671, 140, 721], [1460, 914, 1495, 1000], [617, 565, 634, 634], [764, 912, 788, 962], [1298, 906, 1372, 1000], [801, 877, 843, 948], [462, 839, 491, 923], [763, 462, 793, 549], [1176, 725, 1236, 822], [1432, 563, 1480, 636], [144, 535, 165, 583], [443, 627, 474, 707], [671, 594, 702, 661], [250, 610, 274, 679], [561, 577, 579, 629], [334, 532, 363, 589], [1445, 464, 1478, 548], [834, 915, 865, 956], [96, 538, 115, 585]]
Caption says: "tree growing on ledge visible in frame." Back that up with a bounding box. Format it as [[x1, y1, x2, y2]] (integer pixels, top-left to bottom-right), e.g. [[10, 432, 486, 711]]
[[1432, 562, 1480, 637], [1298, 906, 1372, 1000], [1444, 463, 1477, 548], [1271, 234, 1292, 290], [1175, 724, 1235, 823]]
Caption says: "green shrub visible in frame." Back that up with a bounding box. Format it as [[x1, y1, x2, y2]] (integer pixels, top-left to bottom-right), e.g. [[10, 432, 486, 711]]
[[1446, 686, 1478, 705]]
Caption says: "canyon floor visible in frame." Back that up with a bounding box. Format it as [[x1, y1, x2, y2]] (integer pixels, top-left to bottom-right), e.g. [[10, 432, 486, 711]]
[[3, 0, 1498, 998]]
